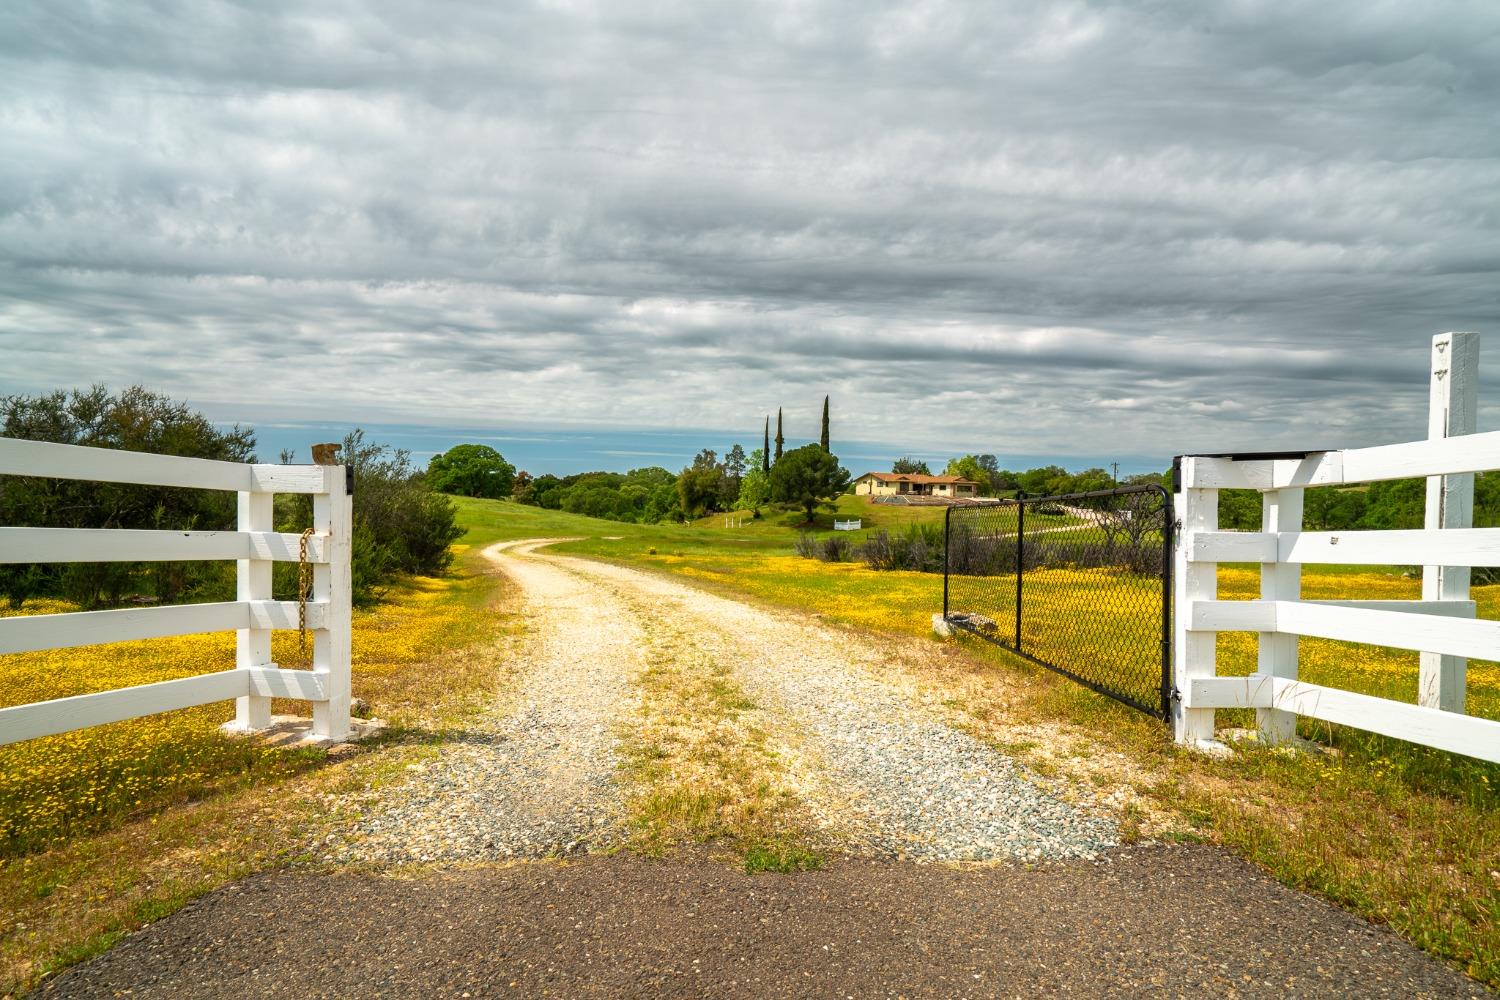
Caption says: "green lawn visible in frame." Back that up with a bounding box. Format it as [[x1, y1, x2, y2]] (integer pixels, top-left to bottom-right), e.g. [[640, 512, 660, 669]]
[[686, 494, 954, 534]]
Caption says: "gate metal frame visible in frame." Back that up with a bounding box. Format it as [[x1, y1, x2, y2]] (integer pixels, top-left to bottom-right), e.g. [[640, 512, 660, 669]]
[[942, 484, 1175, 720]]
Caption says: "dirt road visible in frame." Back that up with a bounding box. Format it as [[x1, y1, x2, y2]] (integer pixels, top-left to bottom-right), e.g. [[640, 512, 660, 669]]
[[37, 540, 1489, 998]]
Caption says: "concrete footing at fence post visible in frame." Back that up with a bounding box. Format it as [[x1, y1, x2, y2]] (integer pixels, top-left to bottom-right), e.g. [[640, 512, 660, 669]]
[[1220, 728, 1326, 757], [932, 613, 953, 638], [221, 713, 387, 750], [1183, 737, 1234, 758]]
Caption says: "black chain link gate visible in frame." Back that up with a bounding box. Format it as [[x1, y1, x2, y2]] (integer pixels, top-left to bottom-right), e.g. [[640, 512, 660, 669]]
[[942, 485, 1174, 720]]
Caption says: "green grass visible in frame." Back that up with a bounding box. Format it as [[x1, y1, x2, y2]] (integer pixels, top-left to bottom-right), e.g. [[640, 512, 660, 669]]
[[742, 843, 823, 873], [690, 494, 956, 534], [456, 496, 1500, 723]]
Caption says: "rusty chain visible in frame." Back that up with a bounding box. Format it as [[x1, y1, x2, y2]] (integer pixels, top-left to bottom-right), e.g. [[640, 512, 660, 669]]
[[297, 526, 315, 661]]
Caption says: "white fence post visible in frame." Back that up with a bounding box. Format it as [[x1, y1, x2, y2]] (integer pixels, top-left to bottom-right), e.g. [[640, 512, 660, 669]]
[[1173, 467, 1219, 746], [311, 469, 352, 740], [232, 490, 274, 731], [1256, 487, 1303, 743], [1420, 331, 1478, 713]]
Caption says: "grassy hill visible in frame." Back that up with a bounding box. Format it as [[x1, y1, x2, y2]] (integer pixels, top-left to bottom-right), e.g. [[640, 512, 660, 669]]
[[456, 493, 957, 555], [687, 493, 951, 533]]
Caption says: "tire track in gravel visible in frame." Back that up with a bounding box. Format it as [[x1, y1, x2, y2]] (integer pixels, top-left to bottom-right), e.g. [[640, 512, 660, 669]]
[[524, 542, 1118, 863], [334, 540, 644, 865]]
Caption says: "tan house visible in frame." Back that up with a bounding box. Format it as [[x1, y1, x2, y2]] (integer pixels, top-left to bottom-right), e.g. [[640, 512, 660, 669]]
[[852, 472, 980, 499]]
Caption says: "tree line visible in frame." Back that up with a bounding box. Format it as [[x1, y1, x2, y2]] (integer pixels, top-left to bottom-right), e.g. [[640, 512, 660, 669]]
[[0, 387, 461, 609], [897, 450, 1500, 555], [672, 395, 845, 521], [445, 394, 847, 525], [889, 453, 1150, 497], [1211, 475, 1500, 539]]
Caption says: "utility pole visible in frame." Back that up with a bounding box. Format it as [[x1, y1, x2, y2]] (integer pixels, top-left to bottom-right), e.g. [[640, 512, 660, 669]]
[[1111, 461, 1119, 486]]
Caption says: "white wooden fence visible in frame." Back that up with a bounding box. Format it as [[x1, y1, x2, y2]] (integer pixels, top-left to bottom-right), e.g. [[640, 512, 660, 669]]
[[0, 439, 353, 745], [1174, 332, 1499, 763], [833, 518, 862, 531]]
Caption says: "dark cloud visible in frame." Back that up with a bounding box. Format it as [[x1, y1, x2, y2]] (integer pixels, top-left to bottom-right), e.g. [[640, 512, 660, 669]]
[[2, 0, 1497, 464]]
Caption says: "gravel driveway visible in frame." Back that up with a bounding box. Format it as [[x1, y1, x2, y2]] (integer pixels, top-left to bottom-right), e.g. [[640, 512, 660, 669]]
[[341, 538, 1116, 865], [334, 540, 644, 864], [550, 552, 1116, 862], [35, 538, 1490, 997]]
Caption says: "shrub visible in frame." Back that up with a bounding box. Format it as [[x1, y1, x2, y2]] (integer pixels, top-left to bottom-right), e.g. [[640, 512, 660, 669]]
[[944, 521, 1010, 576], [794, 532, 852, 563], [857, 529, 895, 569], [292, 430, 462, 605], [820, 535, 852, 562], [793, 532, 819, 559], [856, 524, 945, 572]]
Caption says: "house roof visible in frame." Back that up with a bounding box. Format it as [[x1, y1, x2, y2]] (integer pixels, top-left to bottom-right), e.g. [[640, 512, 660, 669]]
[[856, 472, 977, 485]]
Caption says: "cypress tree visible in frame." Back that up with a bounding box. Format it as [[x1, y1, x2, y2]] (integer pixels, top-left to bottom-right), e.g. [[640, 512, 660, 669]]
[[762, 417, 771, 473], [774, 407, 785, 463], [820, 395, 830, 451]]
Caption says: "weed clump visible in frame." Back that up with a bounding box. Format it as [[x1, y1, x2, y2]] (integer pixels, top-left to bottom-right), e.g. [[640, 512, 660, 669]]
[[743, 843, 823, 873]]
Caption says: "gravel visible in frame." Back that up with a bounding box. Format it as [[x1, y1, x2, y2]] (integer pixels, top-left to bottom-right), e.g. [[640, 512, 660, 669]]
[[546, 555, 1118, 862], [337, 540, 1114, 867], [332, 541, 642, 864]]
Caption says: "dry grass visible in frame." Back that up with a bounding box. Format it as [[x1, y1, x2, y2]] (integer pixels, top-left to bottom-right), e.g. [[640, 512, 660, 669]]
[[726, 607, 1498, 984], [616, 613, 820, 872], [0, 544, 522, 997], [548, 532, 1500, 985]]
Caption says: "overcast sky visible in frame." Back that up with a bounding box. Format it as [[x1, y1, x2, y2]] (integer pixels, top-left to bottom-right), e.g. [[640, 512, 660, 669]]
[[2, 0, 1497, 469]]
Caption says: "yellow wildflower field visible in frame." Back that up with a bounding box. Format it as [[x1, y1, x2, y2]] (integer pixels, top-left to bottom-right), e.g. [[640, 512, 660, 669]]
[[1216, 567, 1500, 712], [653, 551, 1500, 722], [0, 571, 478, 859]]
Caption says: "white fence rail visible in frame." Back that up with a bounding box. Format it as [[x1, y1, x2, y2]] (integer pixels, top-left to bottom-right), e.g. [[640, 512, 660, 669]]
[[833, 518, 862, 531], [0, 438, 352, 746], [1173, 331, 1498, 763]]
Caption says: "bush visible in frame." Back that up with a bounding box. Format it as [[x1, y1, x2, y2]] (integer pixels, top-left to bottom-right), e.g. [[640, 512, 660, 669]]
[[522, 467, 679, 524], [275, 430, 462, 605], [857, 524, 946, 573], [793, 532, 852, 562], [848, 520, 1166, 577], [820, 535, 853, 562]]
